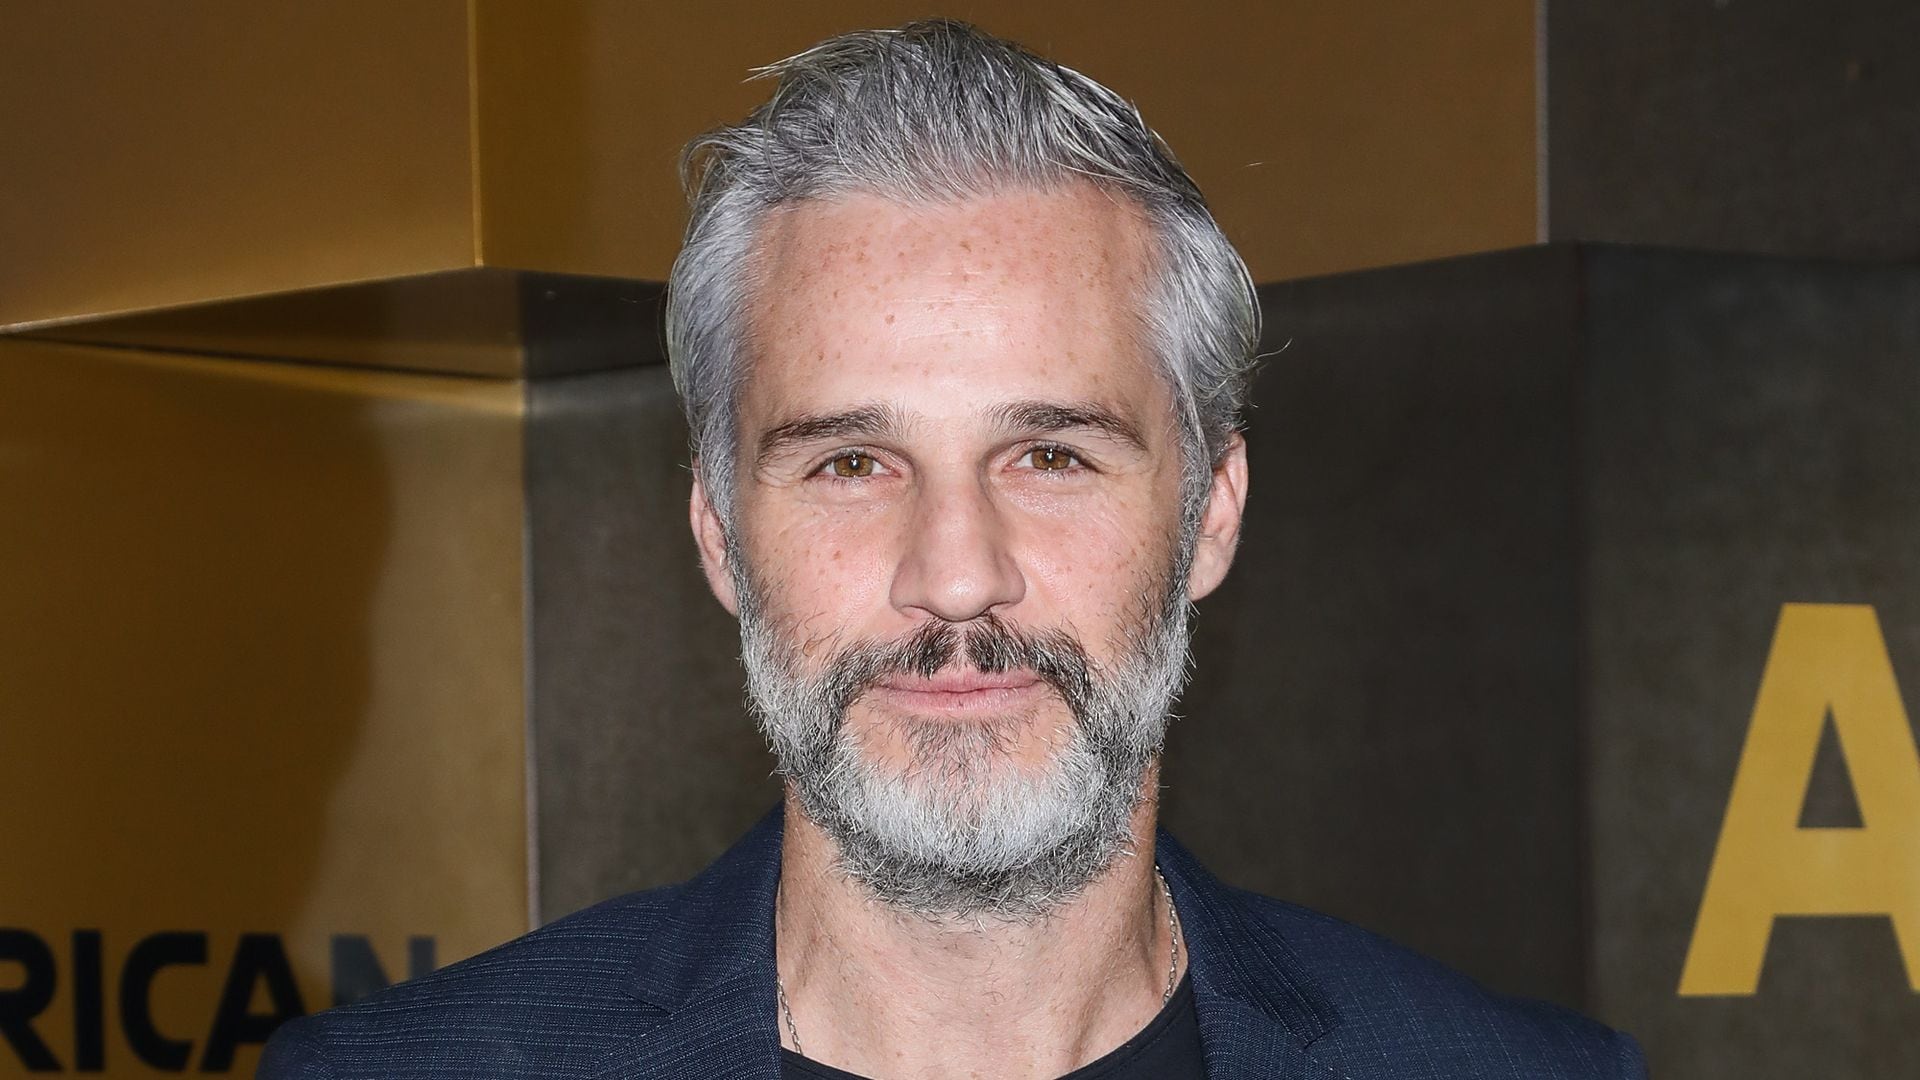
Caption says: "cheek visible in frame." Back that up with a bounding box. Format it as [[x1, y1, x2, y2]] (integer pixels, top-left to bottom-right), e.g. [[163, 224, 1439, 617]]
[[743, 506, 900, 648], [1014, 501, 1165, 631]]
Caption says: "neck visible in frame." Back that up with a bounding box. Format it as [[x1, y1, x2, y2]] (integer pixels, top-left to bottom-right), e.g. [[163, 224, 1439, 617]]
[[773, 775, 1180, 1079]]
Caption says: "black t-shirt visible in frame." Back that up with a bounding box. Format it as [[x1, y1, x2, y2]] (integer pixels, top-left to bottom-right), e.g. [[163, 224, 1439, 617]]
[[778, 970, 1205, 1079]]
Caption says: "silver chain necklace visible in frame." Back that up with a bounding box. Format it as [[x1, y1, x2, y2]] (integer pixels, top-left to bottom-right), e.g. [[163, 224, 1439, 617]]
[[776, 869, 1183, 1058]]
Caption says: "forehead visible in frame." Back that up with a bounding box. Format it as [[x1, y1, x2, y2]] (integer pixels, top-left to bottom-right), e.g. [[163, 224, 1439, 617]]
[[741, 185, 1164, 427]]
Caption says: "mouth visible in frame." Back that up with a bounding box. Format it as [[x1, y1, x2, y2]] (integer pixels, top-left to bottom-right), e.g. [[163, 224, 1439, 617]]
[[869, 668, 1048, 714]]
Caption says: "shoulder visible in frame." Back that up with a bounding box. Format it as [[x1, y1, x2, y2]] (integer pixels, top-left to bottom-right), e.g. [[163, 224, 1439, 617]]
[[259, 886, 680, 1080], [1228, 888, 1646, 1080]]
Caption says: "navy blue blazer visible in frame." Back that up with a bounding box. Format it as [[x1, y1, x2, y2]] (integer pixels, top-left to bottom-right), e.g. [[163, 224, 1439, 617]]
[[260, 809, 1644, 1079]]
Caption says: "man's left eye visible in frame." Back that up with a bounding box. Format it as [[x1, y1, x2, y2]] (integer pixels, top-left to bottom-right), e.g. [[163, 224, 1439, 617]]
[[1025, 447, 1080, 471], [826, 452, 878, 478]]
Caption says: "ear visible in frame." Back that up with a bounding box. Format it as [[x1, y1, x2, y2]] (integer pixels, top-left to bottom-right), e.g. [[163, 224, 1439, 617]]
[[1185, 433, 1249, 602], [689, 467, 741, 617]]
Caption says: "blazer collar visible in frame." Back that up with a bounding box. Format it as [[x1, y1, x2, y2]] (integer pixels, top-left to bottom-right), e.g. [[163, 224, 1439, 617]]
[[594, 808, 785, 1080], [1154, 831, 1347, 1078], [623, 806, 784, 1011], [600, 807, 1346, 1080]]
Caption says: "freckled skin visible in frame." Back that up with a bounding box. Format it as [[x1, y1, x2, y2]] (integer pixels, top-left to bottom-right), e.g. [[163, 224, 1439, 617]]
[[685, 183, 1251, 1079], [713, 186, 1189, 770]]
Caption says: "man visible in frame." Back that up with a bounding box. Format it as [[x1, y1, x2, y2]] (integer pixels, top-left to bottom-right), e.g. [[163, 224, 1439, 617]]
[[262, 20, 1644, 1080]]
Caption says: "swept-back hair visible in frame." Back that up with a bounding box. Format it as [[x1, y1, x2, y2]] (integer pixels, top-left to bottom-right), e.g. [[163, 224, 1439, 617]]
[[666, 19, 1258, 525]]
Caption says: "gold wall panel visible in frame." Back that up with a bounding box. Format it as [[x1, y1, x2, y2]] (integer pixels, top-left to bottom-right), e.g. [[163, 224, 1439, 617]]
[[0, 1, 475, 330], [3, 1, 1535, 330], [474, 0, 1539, 287], [0, 340, 529, 1075]]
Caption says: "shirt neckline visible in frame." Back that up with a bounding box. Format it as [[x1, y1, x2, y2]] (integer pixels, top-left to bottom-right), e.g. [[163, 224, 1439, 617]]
[[776, 969, 1197, 1080]]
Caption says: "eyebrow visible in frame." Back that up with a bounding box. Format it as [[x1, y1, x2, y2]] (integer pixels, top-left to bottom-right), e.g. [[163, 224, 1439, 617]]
[[755, 403, 911, 467], [987, 399, 1149, 453], [753, 397, 1150, 468]]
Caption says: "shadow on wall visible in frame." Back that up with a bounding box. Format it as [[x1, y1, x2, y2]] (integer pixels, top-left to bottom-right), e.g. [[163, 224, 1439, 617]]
[[0, 341, 384, 1073]]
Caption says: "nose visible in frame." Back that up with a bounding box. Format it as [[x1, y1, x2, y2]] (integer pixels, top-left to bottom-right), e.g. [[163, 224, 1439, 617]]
[[889, 472, 1026, 623]]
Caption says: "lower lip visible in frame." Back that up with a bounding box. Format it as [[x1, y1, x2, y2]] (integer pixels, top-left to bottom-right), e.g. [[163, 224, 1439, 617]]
[[869, 681, 1048, 714]]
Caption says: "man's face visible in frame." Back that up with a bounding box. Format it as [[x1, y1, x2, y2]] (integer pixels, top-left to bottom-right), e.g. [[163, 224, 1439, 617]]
[[691, 184, 1246, 916]]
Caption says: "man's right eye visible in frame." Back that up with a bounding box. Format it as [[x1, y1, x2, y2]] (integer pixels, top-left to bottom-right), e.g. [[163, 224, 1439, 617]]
[[826, 452, 876, 478]]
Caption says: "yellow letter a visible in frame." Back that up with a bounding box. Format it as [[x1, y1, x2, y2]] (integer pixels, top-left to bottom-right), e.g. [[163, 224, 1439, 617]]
[[1679, 603, 1920, 994]]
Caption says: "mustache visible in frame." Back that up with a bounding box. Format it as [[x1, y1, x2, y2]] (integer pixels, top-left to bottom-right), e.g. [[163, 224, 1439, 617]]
[[821, 614, 1094, 720]]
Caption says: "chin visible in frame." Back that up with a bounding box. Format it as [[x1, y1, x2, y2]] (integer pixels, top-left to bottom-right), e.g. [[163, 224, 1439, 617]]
[[797, 714, 1148, 921]]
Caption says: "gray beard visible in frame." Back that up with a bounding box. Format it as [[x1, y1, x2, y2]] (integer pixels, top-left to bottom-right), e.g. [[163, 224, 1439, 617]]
[[734, 547, 1195, 923]]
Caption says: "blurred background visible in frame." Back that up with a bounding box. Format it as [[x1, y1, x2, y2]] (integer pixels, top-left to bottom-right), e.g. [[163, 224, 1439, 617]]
[[3, 1, 1917, 1075]]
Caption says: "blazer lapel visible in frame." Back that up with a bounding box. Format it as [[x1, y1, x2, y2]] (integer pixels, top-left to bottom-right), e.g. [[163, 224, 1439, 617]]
[[1197, 997, 1348, 1080], [589, 971, 782, 1080], [1158, 832, 1350, 1080], [591, 808, 786, 1080], [589, 812, 1353, 1079]]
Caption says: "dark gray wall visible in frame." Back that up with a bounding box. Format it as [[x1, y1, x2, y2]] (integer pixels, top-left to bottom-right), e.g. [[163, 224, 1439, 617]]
[[1166, 249, 1589, 1009], [1547, 0, 1920, 261], [1209, 245, 1920, 1078], [1582, 249, 1920, 1079], [525, 365, 776, 921]]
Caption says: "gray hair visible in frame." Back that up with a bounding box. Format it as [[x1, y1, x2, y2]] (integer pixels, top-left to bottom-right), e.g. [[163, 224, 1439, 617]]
[[666, 19, 1258, 524]]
